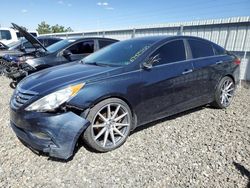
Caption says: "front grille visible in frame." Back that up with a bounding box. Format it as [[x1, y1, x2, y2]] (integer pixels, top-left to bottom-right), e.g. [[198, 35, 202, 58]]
[[11, 88, 37, 109]]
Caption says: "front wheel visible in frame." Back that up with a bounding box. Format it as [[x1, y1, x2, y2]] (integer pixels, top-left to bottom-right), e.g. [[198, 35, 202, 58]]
[[82, 98, 132, 152], [211, 76, 235, 109]]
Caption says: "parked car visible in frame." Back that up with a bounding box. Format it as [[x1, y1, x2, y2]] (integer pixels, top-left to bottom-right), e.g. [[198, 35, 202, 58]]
[[0, 37, 62, 62], [4, 36, 62, 52], [3, 23, 118, 87], [16, 30, 39, 38], [0, 28, 18, 45], [0, 41, 9, 50], [0, 35, 61, 83], [0, 27, 39, 45], [10, 36, 240, 160]]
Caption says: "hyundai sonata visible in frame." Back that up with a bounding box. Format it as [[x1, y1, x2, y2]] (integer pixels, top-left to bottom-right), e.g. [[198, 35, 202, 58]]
[[10, 36, 240, 159]]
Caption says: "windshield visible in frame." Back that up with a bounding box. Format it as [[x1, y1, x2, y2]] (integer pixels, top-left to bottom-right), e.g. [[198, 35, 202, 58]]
[[8, 41, 21, 48], [8, 38, 30, 50], [83, 39, 156, 66], [47, 39, 75, 53]]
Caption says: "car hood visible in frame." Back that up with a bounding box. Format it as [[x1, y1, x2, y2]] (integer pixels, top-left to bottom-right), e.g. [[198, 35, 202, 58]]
[[18, 62, 121, 94], [11, 23, 47, 52]]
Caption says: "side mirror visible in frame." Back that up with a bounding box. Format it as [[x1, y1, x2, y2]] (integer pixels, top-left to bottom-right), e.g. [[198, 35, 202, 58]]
[[63, 50, 72, 57], [142, 61, 153, 69], [142, 54, 161, 69]]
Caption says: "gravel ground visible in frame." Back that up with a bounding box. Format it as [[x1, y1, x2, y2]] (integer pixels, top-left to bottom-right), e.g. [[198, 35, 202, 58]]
[[0, 77, 249, 188]]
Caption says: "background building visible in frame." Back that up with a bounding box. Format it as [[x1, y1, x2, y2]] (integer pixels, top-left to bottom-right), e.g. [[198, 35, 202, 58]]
[[42, 16, 250, 81]]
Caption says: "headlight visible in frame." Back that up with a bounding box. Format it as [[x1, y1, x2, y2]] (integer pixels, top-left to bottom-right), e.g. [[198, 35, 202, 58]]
[[25, 83, 85, 112], [25, 59, 38, 68]]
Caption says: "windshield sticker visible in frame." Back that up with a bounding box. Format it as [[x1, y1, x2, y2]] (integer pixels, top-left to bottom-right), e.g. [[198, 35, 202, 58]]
[[130, 45, 150, 63]]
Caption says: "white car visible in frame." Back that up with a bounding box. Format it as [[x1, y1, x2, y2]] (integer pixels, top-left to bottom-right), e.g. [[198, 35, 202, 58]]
[[16, 30, 39, 38], [0, 28, 18, 45], [0, 27, 39, 45]]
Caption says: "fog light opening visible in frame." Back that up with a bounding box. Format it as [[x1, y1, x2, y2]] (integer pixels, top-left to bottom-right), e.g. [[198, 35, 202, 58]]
[[30, 132, 51, 140]]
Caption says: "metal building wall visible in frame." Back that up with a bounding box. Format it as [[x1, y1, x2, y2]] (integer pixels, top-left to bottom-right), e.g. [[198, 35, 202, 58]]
[[42, 16, 250, 52], [42, 16, 250, 80]]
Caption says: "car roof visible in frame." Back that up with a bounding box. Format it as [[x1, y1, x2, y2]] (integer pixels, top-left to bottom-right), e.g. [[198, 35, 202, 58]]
[[36, 36, 62, 40], [65, 37, 119, 41], [126, 35, 217, 46]]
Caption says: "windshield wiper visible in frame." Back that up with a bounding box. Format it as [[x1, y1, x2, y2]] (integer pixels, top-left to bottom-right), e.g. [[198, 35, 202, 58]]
[[83, 62, 111, 67]]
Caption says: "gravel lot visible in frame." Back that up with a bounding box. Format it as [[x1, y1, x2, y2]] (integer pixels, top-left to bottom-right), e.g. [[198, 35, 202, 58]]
[[0, 77, 249, 188]]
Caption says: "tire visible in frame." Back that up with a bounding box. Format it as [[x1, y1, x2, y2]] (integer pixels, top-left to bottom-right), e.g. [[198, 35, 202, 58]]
[[211, 76, 235, 109], [9, 82, 17, 89], [82, 98, 132, 152]]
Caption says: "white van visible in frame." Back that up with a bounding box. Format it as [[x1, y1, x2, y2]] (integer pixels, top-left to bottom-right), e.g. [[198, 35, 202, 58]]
[[0, 28, 18, 45], [16, 30, 39, 38]]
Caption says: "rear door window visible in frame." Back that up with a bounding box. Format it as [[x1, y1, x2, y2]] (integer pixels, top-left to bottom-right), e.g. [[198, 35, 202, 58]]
[[213, 44, 226, 55], [47, 39, 60, 46], [188, 39, 214, 58], [99, 40, 116, 49], [151, 40, 186, 65], [0, 30, 12, 40], [67, 40, 94, 54]]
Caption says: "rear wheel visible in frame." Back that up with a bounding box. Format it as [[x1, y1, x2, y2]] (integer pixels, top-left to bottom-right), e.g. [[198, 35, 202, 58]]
[[211, 76, 235, 109], [83, 98, 132, 152]]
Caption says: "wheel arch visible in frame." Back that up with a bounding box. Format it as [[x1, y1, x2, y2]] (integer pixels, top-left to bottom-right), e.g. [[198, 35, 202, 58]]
[[215, 74, 235, 91], [225, 74, 235, 84], [84, 94, 137, 131]]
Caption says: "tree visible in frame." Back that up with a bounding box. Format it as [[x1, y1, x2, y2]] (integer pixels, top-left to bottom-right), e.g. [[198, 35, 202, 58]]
[[65, 27, 73, 32], [36, 21, 74, 34], [37, 21, 51, 34]]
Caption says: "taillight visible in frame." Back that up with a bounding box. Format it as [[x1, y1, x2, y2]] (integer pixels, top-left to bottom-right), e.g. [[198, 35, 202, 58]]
[[234, 58, 241, 65]]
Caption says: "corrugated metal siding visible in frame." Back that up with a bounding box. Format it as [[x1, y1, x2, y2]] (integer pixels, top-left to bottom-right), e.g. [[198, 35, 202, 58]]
[[42, 17, 250, 51], [244, 26, 250, 51], [217, 27, 228, 47]]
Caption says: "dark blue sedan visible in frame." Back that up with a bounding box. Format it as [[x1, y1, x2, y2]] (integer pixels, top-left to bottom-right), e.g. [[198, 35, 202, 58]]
[[10, 36, 240, 159]]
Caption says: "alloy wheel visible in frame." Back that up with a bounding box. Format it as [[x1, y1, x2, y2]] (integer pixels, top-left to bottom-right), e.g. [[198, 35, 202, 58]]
[[220, 79, 235, 107], [91, 103, 131, 149]]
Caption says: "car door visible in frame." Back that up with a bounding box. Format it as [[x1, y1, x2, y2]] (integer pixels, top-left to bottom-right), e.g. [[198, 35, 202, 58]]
[[65, 40, 95, 61], [187, 39, 227, 101], [139, 39, 197, 124]]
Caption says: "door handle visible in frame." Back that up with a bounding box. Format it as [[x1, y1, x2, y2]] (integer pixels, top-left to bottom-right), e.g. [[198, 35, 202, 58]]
[[216, 60, 224, 65], [182, 69, 193, 75]]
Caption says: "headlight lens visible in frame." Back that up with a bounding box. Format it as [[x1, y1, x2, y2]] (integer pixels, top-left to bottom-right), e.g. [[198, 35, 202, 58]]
[[25, 83, 84, 112], [25, 59, 39, 68]]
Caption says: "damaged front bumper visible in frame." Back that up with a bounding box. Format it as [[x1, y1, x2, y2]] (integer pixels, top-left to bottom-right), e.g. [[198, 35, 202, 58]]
[[10, 108, 90, 160]]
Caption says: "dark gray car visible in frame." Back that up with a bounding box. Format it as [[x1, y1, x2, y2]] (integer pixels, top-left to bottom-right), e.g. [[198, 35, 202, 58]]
[[3, 23, 118, 87]]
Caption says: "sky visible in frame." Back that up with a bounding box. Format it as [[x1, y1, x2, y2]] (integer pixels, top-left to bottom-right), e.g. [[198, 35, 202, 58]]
[[0, 0, 250, 32]]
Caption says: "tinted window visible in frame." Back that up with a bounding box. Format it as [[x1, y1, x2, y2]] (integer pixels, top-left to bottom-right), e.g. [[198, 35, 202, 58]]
[[30, 32, 37, 37], [0, 30, 11, 40], [83, 39, 156, 66], [99, 40, 115, 49], [47, 39, 74, 53], [68, 40, 94, 54], [47, 38, 61, 46], [189, 39, 214, 58], [16, 32, 21, 38], [23, 41, 33, 48], [213, 44, 226, 55], [151, 40, 186, 65]]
